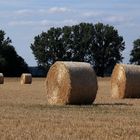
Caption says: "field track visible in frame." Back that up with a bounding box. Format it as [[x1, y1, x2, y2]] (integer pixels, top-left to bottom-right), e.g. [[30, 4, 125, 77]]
[[0, 78, 139, 140]]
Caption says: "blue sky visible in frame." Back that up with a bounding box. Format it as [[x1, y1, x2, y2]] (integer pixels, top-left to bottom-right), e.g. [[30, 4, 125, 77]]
[[0, 0, 140, 66]]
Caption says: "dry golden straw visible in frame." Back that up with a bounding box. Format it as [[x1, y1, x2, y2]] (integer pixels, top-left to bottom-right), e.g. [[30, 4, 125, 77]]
[[21, 73, 32, 84], [111, 64, 140, 99], [0, 73, 4, 84], [46, 61, 98, 105]]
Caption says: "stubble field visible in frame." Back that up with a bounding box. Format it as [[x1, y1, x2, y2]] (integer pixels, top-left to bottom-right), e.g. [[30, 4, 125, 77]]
[[0, 78, 139, 140]]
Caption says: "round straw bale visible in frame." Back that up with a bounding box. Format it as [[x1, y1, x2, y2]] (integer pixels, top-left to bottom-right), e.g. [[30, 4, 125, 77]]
[[0, 73, 4, 84], [46, 61, 98, 105], [111, 64, 140, 98], [21, 73, 32, 84]]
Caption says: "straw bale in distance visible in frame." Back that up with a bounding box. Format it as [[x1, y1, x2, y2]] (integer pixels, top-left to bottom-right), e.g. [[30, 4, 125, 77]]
[[46, 61, 98, 105], [111, 64, 140, 98], [0, 73, 4, 84], [21, 73, 32, 84]]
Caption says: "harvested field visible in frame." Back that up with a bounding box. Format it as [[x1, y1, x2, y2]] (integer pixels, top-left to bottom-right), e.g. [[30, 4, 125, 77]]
[[0, 78, 139, 140]]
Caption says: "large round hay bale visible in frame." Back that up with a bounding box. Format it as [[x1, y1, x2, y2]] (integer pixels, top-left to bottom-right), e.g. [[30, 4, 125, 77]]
[[111, 64, 140, 98], [0, 73, 4, 84], [21, 73, 32, 84], [46, 61, 98, 105]]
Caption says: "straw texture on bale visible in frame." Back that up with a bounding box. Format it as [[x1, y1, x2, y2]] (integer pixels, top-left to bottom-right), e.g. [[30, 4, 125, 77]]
[[21, 73, 32, 84], [111, 64, 140, 99], [0, 73, 4, 84], [46, 61, 98, 105]]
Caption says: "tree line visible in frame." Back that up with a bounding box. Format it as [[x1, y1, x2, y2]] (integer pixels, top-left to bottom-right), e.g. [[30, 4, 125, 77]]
[[0, 30, 29, 76], [0, 22, 140, 76]]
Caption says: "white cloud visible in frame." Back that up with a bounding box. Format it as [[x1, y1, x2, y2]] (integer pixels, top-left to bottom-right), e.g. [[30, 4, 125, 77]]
[[40, 20, 53, 26], [8, 19, 77, 27], [48, 7, 71, 14], [103, 15, 134, 26], [15, 9, 34, 16], [13, 9, 44, 16], [105, 15, 125, 23], [59, 19, 78, 26], [83, 11, 104, 17], [8, 20, 53, 27], [9, 20, 36, 26], [9, 7, 71, 17], [82, 10, 133, 26]]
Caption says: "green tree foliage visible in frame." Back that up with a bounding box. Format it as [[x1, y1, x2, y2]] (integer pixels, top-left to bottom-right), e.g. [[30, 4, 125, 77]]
[[31, 23, 125, 76], [0, 30, 29, 76], [130, 38, 140, 65], [91, 23, 125, 76]]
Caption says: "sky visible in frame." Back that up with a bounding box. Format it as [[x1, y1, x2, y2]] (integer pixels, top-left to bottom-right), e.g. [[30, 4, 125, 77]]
[[0, 0, 140, 66]]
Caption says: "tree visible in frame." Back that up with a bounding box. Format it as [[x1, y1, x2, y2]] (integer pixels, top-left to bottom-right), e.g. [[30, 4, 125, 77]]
[[130, 38, 140, 65], [30, 23, 125, 76], [91, 23, 125, 76], [31, 27, 65, 70], [0, 30, 29, 76]]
